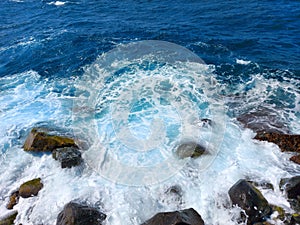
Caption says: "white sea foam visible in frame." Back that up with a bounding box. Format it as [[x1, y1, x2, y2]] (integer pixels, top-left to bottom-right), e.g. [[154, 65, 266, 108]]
[[236, 58, 251, 65], [0, 53, 299, 224], [47, 1, 66, 6]]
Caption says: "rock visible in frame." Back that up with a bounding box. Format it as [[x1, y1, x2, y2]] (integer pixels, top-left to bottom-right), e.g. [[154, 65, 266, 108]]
[[228, 179, 271, 224], [23, 128, 76, 152], [280, 176, 300, 200], [176, 142, 206, 159], [141, 208, 204, 225], [290, 155, 300, 165], [199, 118, 213, 128], [52, 147, 82, 168], [19, 178, 43, 198], [56, 202, 106, 225], [6, 191, 19, 209], [0, 211, 18, 225], [291, 213, 300, 225], [237, 107, 289, 134], [254, 132, 300, 153], [269, 205, 285, 221]]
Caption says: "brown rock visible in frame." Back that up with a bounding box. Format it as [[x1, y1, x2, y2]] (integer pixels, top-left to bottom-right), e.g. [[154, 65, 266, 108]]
[[19, 178, 43, 198], [6, 191, 19, 210], [290, 155, 300, 164], [23, 128, 76, 152], [254, 132, 300, 152], [0, 211, 18, 225], [141, 208, 204, 225]]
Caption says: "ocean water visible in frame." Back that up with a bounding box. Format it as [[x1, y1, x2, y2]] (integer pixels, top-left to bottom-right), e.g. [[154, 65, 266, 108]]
[[0, 0, 299, 224]]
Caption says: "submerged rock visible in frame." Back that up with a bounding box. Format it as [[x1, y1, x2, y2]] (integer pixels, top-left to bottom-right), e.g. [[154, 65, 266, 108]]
[[141, 208, 204, 225], [6, 191, 19, 210], [56, 202, 106, 225], [0, 211, 18, 225], [280, 176, 300, 200], [19, 178, 43, 198], [175, 142, 206, 159], [23, 128, 76, 152], [52, 147, 82, 168], [228, 179, 271, 224], [254, 132, 300, 153], [237, 107, 289, 134]]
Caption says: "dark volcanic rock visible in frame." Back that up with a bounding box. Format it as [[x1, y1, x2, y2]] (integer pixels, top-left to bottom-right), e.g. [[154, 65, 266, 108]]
[[23, 128, 76, 152], [237, 107, 289, 134], [0, 211, 18, 225], [280, 176, 300, 200], [52, 147, 82, 168], [176, 142, 206, 159], [254, 132, 300, 152], [141, 208, 204, 225], [56, 202, 106, 225], [228, 179, 271, 224], [6, 191, 19, 209], [19, 178, 43, 198]]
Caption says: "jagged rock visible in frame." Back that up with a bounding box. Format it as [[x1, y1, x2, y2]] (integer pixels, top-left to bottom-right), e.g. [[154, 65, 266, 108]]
[[290, 155, 300, 165], [56, 202, 106, 225], [23, 128, 76, 152], [0, 211, 18, 225], [19, 178, 43, 198], [141, 208, 204, 225], [6, 191, 19, 209], [52, 147, 82, 168], [176, 142, 206, 159], [228, 179, 271, 224], [280, 176, 300, 200], [254, 132, 300, 153]]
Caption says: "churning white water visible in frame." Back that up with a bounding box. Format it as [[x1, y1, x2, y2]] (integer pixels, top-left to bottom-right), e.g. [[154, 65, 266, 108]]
[[0, 41, 299, 224]]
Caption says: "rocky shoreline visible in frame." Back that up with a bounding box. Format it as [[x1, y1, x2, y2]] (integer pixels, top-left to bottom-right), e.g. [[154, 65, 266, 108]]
[[1, 114, 300, 225]]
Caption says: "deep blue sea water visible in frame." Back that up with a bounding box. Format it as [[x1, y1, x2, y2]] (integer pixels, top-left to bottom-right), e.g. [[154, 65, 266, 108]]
[[0, 0, 300, 224]]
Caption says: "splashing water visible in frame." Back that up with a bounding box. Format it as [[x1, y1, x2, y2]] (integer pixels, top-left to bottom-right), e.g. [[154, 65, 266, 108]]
[[0, 41, 299, 225]]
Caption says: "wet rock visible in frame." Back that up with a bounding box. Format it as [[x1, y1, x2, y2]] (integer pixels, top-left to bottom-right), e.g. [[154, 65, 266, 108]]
[[56, 202, 106, 225], [176, 142, 206, 159], [290, 155, 300, 165], [254, 132, 300, 153], [247, 180, 274, 191], [269, 205, 285, 222], [19, 178, 43, 198], [228, 179, 272, 224], [291, 213, 300, 225], [141, 208, 204, 225], [199, 118, 213, 128], [52, 147, 82, 168], [237, 107, 289, 134], [6, 191, 19, 210], [280, 176, 300, 200], [23, 128, 76, 152], [0, 211, 18, 225]]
